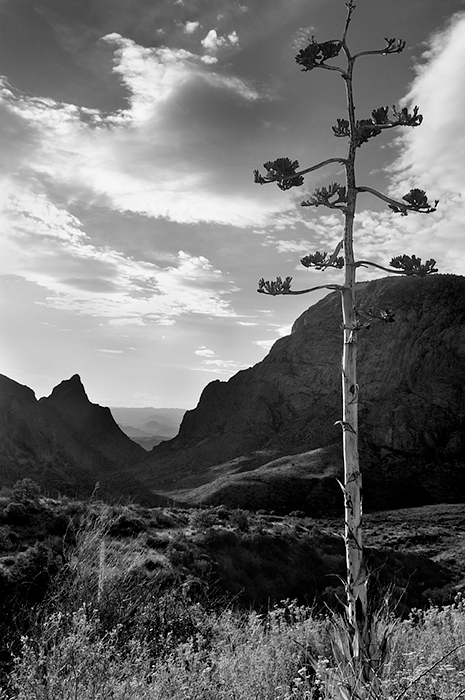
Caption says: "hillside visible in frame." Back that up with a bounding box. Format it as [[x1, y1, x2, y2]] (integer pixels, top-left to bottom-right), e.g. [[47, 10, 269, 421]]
[[135, 274, 465, 512], [1, 274, 464, 514], [0, 374, 151, 502]]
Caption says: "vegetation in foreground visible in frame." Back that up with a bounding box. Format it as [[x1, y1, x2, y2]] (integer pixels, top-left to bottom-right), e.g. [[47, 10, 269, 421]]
[[6, 594, 465, 700], [0, 480, 464, 698]]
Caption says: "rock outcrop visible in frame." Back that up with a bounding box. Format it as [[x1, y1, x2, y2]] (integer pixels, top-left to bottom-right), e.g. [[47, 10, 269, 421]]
[[0, 374, 149, 501], [139, 274, 465, 512]]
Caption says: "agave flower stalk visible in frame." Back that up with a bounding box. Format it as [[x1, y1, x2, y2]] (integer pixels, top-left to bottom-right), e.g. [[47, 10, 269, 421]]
[[254, 0, 438, 694]]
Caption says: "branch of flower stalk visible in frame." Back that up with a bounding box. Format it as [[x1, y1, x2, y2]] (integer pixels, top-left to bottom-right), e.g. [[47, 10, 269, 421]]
[[316, 62, 348, 77], [353, 37, 406, 60], [394, 642, 465, 700], [342, 0, 356, 44], [357, 186, 438, 214], [356, 256, 438, 277], [354, 261, 409, 275], [254, 157, 347, 186], [257, 278, 344, 296]]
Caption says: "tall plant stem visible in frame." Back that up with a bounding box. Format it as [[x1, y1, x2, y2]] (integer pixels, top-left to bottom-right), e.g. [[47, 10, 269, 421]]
[[340, 44, 372, 685]]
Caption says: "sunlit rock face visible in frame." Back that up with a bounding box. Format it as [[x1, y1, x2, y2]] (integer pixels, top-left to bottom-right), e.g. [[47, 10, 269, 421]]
[[141, 275, 465, 511]]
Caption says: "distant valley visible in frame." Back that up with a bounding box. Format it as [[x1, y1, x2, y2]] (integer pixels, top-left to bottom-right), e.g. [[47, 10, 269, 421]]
[[110, 407, 186, 449]]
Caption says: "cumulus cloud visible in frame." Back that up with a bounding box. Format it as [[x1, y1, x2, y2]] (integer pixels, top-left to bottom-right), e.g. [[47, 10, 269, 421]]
[[201, 29, 240, 54], [0, 42, 294, 332], [183, 21, 200, 34], [0, 38, 275, 230], [0, 29, 291, 327]]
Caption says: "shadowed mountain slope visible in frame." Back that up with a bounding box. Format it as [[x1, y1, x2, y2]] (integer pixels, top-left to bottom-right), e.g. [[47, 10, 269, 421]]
[[138, 274, 465, 511], [0, 374, 149, 501]]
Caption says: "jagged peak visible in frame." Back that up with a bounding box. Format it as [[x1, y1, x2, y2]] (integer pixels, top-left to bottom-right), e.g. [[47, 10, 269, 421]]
[[45, 374, 90, 403]]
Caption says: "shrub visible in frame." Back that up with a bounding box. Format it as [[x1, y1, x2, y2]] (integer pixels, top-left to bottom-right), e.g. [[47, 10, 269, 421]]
[[12, 479, 41, 504], [189, 508, 218, 530], [229, 509, 249, 532]]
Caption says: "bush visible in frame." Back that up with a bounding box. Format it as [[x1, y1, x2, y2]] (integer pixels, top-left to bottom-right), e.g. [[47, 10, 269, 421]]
[[12, 479, 41, 504], [189, 508, 218, 530], [229, 509, 249, 532]]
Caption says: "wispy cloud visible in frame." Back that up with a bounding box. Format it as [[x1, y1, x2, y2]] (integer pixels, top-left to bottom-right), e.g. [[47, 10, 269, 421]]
[[195, 346, 216, 357], [1, 176, 237, 321], [253, 339, 275, 350], [193, 345, 249, 374]]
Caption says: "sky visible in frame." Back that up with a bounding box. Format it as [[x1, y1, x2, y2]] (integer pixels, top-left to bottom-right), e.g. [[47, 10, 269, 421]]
[[1, 0, 465, 408]]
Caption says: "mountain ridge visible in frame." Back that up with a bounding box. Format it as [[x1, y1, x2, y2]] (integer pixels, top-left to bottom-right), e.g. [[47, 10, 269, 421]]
[[0, 373, 153, 502], [134, 274, 465, 511], [1, 274, 464, 513]]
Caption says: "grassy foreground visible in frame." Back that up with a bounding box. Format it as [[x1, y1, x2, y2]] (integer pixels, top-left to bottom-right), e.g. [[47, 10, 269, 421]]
[[5, 594, 465, 699], [0, 485, 464, 698]]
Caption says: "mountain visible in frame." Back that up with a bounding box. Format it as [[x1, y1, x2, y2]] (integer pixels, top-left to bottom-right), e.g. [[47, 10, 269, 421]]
[[0, 374, 153, 502], [2, 274, 464, 514], [136, 274, 465, 513]]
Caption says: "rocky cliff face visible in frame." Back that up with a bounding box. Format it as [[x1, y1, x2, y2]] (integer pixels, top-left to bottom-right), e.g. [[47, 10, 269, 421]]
[[0, 374, 148, 501], [139, 274, 465, 511]]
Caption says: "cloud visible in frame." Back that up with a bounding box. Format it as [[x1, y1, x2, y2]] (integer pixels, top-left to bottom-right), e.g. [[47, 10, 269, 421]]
[[195, 346, 216, 357], [0, 176, 238, 322], [0, 37, 278, 230], [252, 322, 291, 351], [201, 29, 240, 54], [97, 349, 123, 354], [183, 21, 200, 34], [380, 12, 465, 273], [253, 339, 275, 350], [192, 358, 249, 374], [193, 345, 249, 374], [390, 13, 465, 196], [0, 27, 293, 327]]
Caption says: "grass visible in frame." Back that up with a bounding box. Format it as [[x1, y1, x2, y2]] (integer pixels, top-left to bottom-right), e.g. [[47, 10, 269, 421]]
[[1, 491, 465, 698], [4, 596, 465, 699]]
